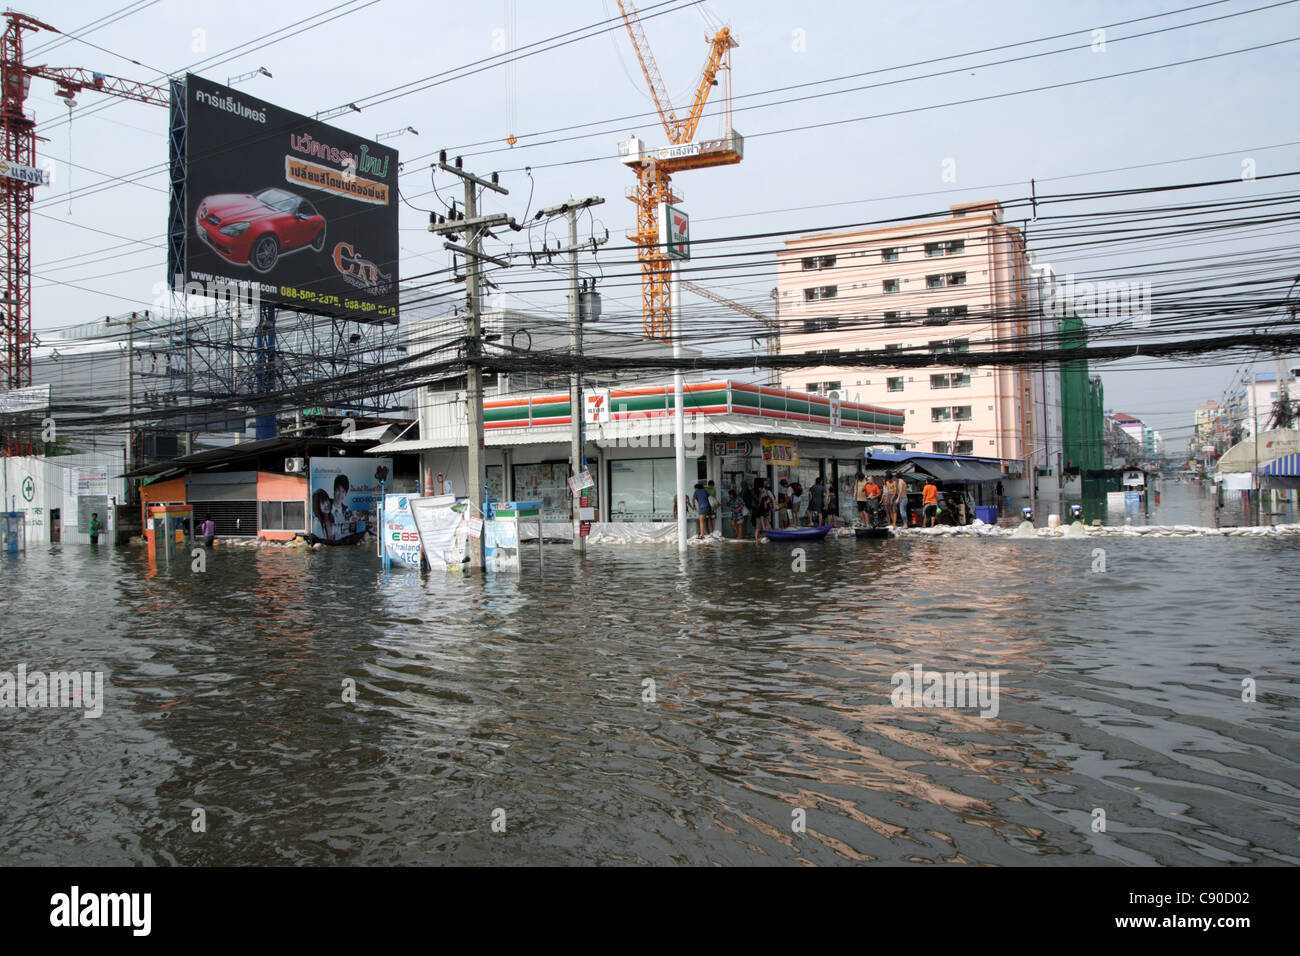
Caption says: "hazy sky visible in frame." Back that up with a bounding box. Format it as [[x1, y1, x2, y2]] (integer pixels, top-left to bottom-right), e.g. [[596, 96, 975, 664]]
[[23, 0, 1300, 453]]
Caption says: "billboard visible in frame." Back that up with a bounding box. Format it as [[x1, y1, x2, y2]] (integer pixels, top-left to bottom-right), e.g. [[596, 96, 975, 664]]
[[307, 458, 392, 543], [170, 74, 398, 323]]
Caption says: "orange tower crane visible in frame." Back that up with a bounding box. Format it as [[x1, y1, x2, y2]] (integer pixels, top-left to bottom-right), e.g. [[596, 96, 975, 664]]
[[615, 0, 742, 341]]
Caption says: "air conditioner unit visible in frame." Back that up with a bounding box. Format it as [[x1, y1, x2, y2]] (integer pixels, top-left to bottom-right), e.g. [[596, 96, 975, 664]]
[[285, 457, 306, 474]]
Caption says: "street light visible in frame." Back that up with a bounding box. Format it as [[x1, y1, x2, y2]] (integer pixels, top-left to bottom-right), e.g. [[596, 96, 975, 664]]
[[315, 103, 361, 121], [227, 67, 272, 86]]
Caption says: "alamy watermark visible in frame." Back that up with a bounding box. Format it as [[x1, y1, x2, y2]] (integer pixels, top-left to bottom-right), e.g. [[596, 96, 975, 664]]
[[1, 664, 105, 718], [890, 663, 1000, 718], [1043, 274, 1151, 328]]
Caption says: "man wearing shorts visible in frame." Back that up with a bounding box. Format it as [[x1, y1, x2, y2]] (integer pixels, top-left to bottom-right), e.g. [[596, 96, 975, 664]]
[[853, 472, 869, 524], [753, 479, 775, 543], [922, 479, 940, 527]]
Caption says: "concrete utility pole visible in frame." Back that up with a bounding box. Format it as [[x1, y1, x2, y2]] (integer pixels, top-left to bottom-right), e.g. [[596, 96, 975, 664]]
[[537, 196, 606, 552], [428, 156, 514, 568]]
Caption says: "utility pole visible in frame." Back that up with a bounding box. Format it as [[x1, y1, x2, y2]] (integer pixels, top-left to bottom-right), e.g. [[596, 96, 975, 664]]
[[428, 154, 514, 569], [106, 310, 148, 500], [537, 196, 606, 553]]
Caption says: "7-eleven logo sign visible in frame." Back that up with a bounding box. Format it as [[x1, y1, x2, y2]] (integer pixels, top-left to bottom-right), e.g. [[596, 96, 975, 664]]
[[586, 389, 611, 423], [660, 203, 690, 260]]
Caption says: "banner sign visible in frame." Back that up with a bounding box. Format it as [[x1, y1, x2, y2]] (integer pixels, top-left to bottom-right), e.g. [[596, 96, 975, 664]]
[[308, 458, 391, 542], [382, 494, 422, 568], [712, 438, 753, 458], [0, 384, 51, 415], [409, 494, 465, 569], [761, 437, 800, 466], [76, 469, 108, 497], [0, 160, 50, 186]]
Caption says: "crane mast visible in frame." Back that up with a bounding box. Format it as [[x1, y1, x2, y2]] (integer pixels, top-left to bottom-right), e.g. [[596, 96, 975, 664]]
[[1, 12, 166, 453], [615, 0, 741, 341]]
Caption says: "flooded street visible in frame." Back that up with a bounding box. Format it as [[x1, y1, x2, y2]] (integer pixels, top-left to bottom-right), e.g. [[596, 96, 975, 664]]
[[2, 481, 1298, 866]]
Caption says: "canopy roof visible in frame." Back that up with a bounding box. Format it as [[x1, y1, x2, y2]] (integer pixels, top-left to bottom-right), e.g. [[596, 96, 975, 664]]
[[1215, 430, 1300, 474], [862, 449, 1003, 483], [1261, 452, 1300, 477]]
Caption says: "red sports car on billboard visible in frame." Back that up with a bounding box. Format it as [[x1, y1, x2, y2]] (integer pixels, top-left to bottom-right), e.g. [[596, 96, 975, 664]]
[[195, 187, 326, 274]]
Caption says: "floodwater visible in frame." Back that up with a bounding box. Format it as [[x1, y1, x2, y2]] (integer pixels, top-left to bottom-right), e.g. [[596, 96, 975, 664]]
[[1, 481, 1297, 866]]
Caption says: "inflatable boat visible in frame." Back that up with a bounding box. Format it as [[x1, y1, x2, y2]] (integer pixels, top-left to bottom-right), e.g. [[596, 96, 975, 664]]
[[764, 525, 832, 541]]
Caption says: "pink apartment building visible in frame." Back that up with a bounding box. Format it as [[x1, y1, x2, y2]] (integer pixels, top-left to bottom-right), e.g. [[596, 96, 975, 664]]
[[776, 201, 1040, 471]]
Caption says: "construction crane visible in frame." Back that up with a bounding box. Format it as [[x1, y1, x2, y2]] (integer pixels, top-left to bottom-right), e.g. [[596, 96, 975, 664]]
[[615, 0, 741, 341], [1, 12, 166, 452], [681, 279, 778, 384]]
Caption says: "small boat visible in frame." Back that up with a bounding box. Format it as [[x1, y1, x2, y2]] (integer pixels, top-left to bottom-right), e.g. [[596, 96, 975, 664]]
[[303, 530, 369, 546], [764, 525, 832, 541], [854, 526, 894, 539]]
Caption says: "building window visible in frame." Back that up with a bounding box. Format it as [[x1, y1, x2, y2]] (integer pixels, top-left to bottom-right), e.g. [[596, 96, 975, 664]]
[[925, 305, 968, 324], [881, 247, 899, 262], [930, 372, 971, 389], [884, 343, 902, 354], [925, 240, 965, 257], [801, 255, 836, 271], [931, 405, 972, 422], [260, 500, 307, 532], [804, 285, 837, 301], [887, 377, 904, 392], [932, 440, 974, 455], [802, 315, 840, 333], [884, 311, 902, 325], [954, 440, 973, 455], [932, 442, 950, 454], [882, 278, 900, 294], [926, 271, 968, 289], [929, 338, 970, 355]]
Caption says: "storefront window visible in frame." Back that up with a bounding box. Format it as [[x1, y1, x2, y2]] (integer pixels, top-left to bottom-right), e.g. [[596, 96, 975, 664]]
[[512, 462, 571, 522], [838, 459, 859, 510], [609, 458, 679, 521]]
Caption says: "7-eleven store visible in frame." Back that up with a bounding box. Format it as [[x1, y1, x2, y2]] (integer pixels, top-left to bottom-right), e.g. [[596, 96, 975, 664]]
[[371, 379, 906, 540]]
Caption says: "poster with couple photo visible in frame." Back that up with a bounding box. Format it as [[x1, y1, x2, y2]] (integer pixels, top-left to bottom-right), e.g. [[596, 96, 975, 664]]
[[308, 458, 392, 543]]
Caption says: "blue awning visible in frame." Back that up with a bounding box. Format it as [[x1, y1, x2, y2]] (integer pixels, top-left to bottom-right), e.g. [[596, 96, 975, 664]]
[[1261, 453, 1300, 477]]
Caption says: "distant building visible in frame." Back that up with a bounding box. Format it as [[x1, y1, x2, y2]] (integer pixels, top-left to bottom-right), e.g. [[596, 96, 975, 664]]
[[775, 201, 1050, 495]]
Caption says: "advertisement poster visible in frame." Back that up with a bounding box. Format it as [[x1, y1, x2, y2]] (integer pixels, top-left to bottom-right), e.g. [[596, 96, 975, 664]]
[[383, 493, 421, 569], [761, 437, 800, 466], [409, 494, 464, 569], [308, 458, 391, 542], [172, 74, 398, 323], [514, 462, 571, 522]]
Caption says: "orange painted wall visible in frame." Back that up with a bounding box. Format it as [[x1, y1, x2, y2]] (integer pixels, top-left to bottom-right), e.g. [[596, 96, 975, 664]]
[[256, 472, 308, 540], [140, 477, 186, 532]]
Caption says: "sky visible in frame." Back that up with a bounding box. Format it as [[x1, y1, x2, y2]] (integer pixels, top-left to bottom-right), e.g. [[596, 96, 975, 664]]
[[21, 0, 1300, 454]]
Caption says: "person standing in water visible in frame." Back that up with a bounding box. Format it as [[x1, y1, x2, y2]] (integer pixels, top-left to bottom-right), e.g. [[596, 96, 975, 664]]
[[88, 512, 103, 546]]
